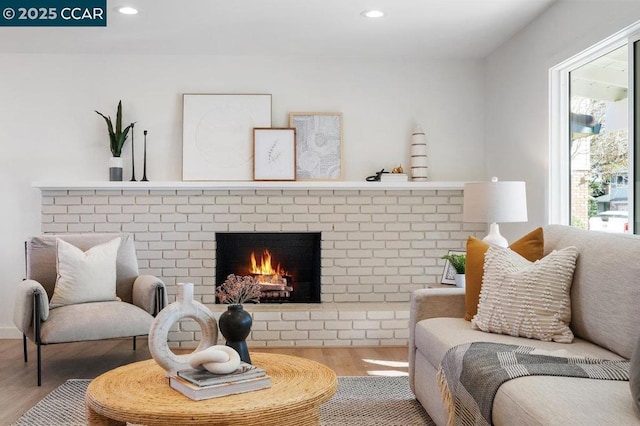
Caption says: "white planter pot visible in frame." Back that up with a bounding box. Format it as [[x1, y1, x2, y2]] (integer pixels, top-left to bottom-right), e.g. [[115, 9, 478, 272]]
[[454, 274, 466, 288], [109, 157, 124, 181]]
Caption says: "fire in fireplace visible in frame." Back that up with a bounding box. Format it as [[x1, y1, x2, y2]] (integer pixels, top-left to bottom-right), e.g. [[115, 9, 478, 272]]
[[249, 250, 293, 300], [215, 232, 321, 303]]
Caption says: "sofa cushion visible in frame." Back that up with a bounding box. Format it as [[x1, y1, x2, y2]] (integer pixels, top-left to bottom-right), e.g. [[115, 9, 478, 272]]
[[414, 317, 634, 426], [39, 301, 153, 344], [493, 375, 640, 426], [50, 238, 120, 307], [415, 317, 625, 372], [543, 225, 640, 359], [631, 336, 640, 413], [471, 246, 578, 343], [465, 227, 544, 320]]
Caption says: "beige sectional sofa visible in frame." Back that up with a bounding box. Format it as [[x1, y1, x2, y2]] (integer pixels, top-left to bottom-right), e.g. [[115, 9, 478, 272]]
[[409, 225, 640, 425]]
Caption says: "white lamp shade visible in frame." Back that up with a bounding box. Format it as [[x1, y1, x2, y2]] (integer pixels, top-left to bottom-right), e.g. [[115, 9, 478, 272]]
[[463, 180, 528, 223]]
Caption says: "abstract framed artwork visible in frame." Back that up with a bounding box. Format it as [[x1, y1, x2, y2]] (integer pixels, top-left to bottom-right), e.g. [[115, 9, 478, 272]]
[[289, 112, 343, 180], [253, 128, 296, 181], [182, 94, 272, 181]]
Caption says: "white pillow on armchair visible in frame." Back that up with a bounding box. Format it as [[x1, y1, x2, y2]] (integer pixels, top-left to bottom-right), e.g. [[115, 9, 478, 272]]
[[50, 237, 121, 307]]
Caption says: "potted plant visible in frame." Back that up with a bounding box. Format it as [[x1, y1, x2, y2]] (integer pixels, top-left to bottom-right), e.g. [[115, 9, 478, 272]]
[[441, 253, 466, 288], [95, 100, 135, 181]]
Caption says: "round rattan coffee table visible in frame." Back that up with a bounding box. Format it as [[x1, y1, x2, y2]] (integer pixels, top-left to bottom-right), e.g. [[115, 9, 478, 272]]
[[85, 352, 337, 426]]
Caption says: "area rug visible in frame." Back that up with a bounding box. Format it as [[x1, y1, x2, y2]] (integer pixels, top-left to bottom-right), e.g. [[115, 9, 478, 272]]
[[12, 376, 434, 426]]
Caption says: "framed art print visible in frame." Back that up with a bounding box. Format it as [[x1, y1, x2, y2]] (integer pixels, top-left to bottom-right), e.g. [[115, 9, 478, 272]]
[[253, 128, 296, 181], [182, 94, 272, 181], [441, 250, 466, 285], [289, 112, 343, 180]]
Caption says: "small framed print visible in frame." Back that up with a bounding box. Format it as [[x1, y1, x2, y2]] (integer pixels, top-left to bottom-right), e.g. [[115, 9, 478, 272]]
[[253, 128, 296, 181], [289, 112, 343, 180], [441, 250, 466, 285]]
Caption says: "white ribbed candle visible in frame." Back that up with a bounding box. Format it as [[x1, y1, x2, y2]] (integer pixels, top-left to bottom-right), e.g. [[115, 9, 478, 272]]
[[410, 126, 428, 181]]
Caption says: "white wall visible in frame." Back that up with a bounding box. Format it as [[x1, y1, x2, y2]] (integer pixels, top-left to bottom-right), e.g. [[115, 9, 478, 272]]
[[484, 0, 640, 241], [0, 54, 485, 335]]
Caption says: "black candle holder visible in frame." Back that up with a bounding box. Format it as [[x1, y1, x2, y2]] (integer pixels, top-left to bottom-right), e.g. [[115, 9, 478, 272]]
[[129, 123, 137, 181], [141, 130, 149, 182]]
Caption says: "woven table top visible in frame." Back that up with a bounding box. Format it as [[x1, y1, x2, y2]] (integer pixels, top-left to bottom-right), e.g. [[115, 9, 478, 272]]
[[85, 352, 338, 425]]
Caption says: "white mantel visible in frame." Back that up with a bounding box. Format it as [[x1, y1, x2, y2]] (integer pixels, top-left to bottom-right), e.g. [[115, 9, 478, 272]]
[[33, 181, 467, 191]]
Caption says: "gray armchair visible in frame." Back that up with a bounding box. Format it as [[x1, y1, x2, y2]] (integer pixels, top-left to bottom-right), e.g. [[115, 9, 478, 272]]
[[13, 233, 167, 385]]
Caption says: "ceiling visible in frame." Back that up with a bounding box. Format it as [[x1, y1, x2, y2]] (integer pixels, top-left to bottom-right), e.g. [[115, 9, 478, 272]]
[[0, 0, 556, 58]]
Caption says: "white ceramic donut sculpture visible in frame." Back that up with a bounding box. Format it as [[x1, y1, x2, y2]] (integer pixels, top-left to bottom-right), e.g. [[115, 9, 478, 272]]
[[148, 283, 218, 376], [189, 345, 241, 375]]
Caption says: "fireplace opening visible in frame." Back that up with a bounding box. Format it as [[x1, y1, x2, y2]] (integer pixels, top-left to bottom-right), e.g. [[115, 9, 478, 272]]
[[215, 232, 321, 303]]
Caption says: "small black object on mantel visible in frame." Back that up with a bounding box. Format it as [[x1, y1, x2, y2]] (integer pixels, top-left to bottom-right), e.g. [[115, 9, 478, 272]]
[[141, 130, 149, 182], [129, 123, 136, 181], [366, 169, 386, 182]]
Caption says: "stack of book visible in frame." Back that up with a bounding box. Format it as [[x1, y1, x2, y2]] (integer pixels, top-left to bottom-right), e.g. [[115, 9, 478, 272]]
[[380, 173, 408, 182], [169, 362, 271, 400]]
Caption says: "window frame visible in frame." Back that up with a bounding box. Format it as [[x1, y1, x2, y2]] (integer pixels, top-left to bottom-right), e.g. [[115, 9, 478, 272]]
[[549, 22, 640, 233]]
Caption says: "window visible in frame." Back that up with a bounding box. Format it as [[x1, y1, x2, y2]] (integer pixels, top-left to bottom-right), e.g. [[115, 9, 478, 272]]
[[549, 22, 640, 234], [569, 45, 629, 233]]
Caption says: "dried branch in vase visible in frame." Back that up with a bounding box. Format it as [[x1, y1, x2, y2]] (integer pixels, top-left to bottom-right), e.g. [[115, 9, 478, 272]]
[[216, 274, 262, 305]]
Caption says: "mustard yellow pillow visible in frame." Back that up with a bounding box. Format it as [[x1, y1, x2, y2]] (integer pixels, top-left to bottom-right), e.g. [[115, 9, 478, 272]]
[[464, 227, 544, 321]]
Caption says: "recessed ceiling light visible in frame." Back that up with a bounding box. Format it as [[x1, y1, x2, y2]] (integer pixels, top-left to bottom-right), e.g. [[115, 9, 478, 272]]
[[117, 6, 139, 15], [361, 10, 384, 18]]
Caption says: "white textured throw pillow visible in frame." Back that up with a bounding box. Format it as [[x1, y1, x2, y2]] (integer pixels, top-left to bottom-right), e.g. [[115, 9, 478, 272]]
[[471, 246, 579, 343], [50, 237, 121, 307]]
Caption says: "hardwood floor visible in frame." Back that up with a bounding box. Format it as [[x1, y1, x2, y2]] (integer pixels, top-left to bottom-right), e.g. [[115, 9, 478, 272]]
[[0, 338, 408, 425]]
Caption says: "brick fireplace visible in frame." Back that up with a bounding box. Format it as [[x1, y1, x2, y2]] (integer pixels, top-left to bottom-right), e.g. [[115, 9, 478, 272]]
[[36, 183, 482, 348]]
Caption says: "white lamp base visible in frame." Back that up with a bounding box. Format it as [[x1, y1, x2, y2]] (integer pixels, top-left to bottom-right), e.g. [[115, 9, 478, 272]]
[[482, 223, 508, 247]]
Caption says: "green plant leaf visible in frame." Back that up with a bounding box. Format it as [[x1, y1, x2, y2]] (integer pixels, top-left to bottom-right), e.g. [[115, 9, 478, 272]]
[[95, 111, 114, 134], [115, 100, 123, 140], [95, 110, 118, 156]]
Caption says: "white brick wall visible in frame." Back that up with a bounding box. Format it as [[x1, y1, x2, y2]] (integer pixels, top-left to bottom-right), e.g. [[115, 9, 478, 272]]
[[40, 188, 484, 348]]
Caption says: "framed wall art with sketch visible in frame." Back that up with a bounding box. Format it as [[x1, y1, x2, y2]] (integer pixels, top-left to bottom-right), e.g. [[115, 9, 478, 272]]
[[253, 128, 296, 181], [289, 112, 343, 180], [182, 94, 272, 181]]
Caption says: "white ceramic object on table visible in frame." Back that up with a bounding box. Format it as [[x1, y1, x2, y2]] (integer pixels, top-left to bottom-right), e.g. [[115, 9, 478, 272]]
[[148, 282, 218, 376], [189, 345, 241, 374]]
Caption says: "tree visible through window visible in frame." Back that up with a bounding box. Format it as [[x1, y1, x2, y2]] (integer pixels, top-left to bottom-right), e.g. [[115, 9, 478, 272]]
[[569, 45, 629, 233]]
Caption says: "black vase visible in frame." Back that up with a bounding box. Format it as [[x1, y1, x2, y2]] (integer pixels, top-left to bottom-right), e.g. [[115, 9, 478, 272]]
[[218, 304, 252, 364]]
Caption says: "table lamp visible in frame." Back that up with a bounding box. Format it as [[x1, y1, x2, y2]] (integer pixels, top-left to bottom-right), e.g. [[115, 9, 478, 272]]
[[463, 177, 528, 247]]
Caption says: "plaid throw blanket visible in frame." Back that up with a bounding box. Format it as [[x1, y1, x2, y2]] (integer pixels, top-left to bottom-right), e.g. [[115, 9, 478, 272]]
[[437, 342, 630, 426]]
